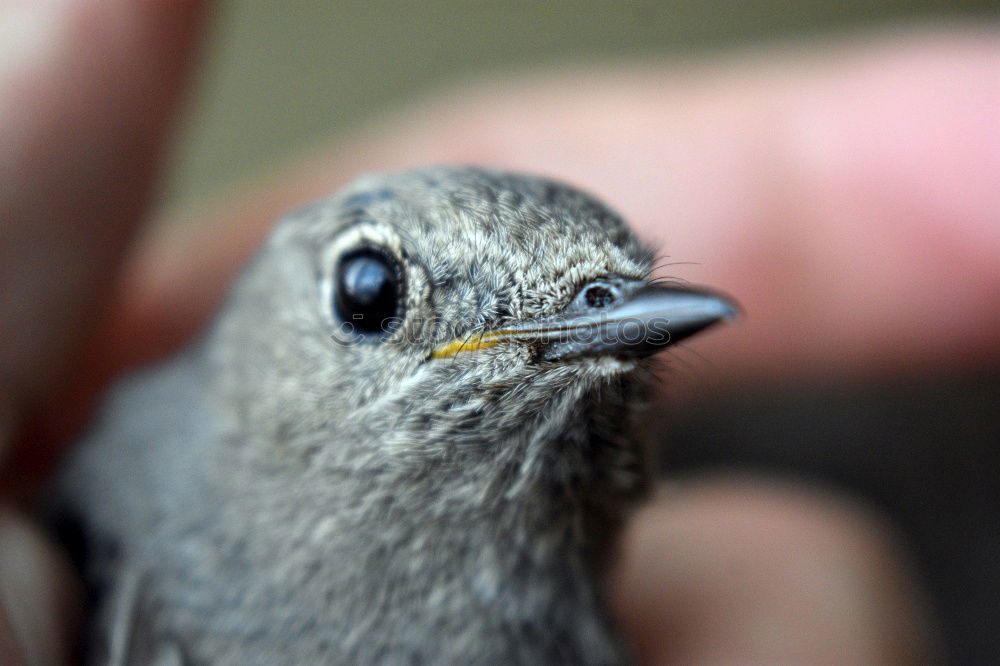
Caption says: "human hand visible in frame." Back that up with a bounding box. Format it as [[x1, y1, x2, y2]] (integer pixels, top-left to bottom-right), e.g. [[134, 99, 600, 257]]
[[0, 1, 205, 663], [2, 1, 995, 662]]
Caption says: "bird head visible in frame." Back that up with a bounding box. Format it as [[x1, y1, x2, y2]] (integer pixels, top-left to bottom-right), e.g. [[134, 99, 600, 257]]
[[209, 167, 735, 507]]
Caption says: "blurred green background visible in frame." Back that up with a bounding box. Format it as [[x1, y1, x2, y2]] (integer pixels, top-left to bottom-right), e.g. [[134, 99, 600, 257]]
[[165, 0, 995, 212]]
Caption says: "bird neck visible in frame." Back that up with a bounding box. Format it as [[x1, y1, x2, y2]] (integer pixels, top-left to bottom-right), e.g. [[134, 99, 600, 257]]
[[208, 392, 645, 662]]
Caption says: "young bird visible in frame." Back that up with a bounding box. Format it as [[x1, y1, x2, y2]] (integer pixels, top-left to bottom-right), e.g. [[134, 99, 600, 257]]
[[50, 167, 736, 664]]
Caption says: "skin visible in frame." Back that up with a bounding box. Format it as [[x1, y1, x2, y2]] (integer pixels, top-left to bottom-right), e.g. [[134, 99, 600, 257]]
[[2, 1, 996, 663]]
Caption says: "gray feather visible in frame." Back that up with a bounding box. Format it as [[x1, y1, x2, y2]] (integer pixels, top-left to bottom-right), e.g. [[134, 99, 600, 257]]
[[50, 167, 668, 664]]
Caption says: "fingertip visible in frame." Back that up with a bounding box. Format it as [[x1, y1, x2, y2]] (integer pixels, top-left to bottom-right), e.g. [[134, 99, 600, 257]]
[[0, 507, 81, 666], [610, 477, 940, 664]]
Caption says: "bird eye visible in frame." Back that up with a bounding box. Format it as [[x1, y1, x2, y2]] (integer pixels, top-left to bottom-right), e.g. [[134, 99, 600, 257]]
[[334, 248, 402, 338]]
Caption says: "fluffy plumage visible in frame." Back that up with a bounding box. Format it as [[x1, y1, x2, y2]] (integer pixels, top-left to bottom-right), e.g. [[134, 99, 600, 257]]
[[52, 167, 687, 664]]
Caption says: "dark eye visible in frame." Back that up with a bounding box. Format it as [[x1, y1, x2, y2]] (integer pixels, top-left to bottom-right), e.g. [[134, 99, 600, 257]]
[[334, 249, 402, 338]]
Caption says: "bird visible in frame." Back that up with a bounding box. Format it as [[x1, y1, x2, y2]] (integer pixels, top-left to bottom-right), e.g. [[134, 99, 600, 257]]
[[48, 166, 737, 664]]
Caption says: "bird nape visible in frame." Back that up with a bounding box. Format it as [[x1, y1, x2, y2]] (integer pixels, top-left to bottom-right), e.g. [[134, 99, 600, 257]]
[[47, 166, 736, 665]]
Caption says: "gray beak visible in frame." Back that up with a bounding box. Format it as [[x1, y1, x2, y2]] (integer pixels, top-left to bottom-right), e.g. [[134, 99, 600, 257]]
[[509, 278, 738, 362], [431, 278, 738, 362]]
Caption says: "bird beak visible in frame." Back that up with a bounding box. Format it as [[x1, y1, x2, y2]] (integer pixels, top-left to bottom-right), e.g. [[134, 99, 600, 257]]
[[431, 278, 738, 362]]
